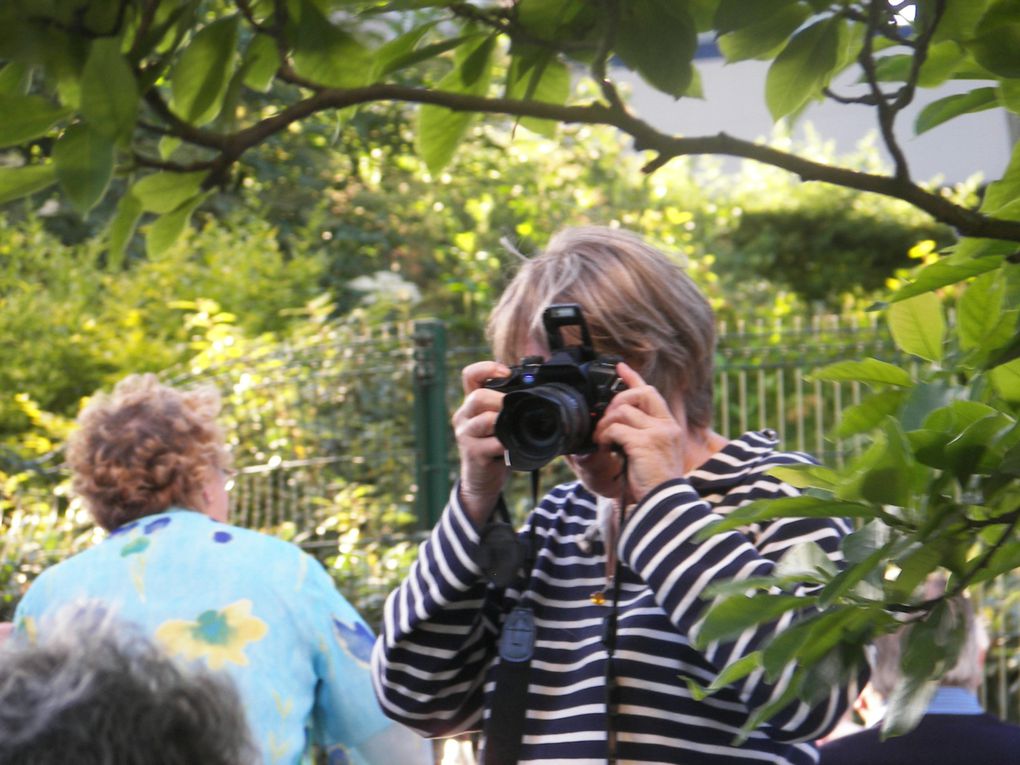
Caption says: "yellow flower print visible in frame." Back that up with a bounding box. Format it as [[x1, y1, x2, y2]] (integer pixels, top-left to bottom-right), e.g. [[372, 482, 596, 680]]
[[19, 615, 37, 643], [156, 599, 268, 670]]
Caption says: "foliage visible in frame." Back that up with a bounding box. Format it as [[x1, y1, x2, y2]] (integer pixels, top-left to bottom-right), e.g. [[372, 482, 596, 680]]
[[695, 259, 1020, 735], [0, 209, 323, 441], [0, 0, 1017, 256]]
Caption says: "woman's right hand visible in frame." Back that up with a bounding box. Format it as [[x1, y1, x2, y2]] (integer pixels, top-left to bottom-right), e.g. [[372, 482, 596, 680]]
[[453, 361, 512, 527]]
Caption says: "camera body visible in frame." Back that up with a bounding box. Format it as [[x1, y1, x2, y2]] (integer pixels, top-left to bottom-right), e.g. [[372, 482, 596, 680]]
[[484, 303, 624, 471]]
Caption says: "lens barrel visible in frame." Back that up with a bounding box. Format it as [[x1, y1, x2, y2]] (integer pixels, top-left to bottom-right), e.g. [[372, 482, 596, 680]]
[[494, 383, 592, 471]]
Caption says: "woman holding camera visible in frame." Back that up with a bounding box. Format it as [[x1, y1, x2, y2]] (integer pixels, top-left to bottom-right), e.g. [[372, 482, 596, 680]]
[[372, 226, 858, 764]]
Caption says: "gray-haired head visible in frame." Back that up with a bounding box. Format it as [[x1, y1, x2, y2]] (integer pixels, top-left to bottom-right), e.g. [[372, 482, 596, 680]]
[[869, 583, 990, 698], [488, 226, 717, 430], [0, 605, 258, 765]]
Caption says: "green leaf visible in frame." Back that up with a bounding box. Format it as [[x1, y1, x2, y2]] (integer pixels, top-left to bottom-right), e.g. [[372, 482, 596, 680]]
[[701, 496, 877, 539], [616, 0, 696, 97], [958, 269, 1009, 351], [923, 400, 1001, 433], [882, 675, 938, 737], [375, 34, 471, 78], [290, 0, 371, 88], [839, 420, 923, 507], [762, 616, 814, 679], [886, 543, 943, 602], [1000, 79, 1020, 114], [834, 389, 906, 438], [916, 41, 966, 87], [765, 16, 842, 121], [80, 38, 139, 143], [842, 520, 889, 566], [932, 0, 991, 43], [0, 94, 70, 148], [901, 600, 967, 679], [506, 49, 570, 138], [694, 594, 809, 647], [106, 192, 143, 269], [371, 21, 440, 79], [0, 61, 31, 95], [170, 15, 239, 125], [888, 253, 1003, 302], [915, 87, 999, 135], [774, 540, 838, 580], [718, 3, 810, 62], [887, 292, 945, 362], [242, 33, 280, 93], [819, 546, 887, 606], [990, 358, 1020, 402], [131, 171, 207, 214], [516, 0, 587, 38], [945, 413, 1012, 479], [53, 122, 114, 217], [899, 381, 958, 432], [981, 139, 1020, 215], [416, 34, 496, 174], [714, 0, 801, 35], [767, 463, 842, 491], [809, 358, 913, 388], [710, 650, 764, 690], [146, 191, 209, 257], [968, 0, 1020, 78], [159, 136, 182, 160], [876, 42, 965, 87], [0, 163, 57, 204]]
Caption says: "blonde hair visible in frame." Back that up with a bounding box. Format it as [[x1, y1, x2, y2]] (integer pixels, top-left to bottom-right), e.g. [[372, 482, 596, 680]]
[[66, 374, 231, 531], [487, 226, 716, 429]]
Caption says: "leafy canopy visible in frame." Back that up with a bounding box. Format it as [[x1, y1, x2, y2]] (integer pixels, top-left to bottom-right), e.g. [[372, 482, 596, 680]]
[[1, 0, 1019, 255]]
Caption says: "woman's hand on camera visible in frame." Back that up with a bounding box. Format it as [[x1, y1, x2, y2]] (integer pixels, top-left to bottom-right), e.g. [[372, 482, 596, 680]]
[[594, 362, 687, 506], [453, 361, 512, 527]]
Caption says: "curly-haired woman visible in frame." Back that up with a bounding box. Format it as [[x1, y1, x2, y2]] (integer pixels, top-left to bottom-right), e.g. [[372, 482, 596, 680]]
[[13, 374, 429, 765]]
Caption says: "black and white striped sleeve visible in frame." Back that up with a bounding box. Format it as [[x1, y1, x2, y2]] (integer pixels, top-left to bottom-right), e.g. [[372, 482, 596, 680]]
[[618, 477, 855, 744], [370, 484, 503, 738]]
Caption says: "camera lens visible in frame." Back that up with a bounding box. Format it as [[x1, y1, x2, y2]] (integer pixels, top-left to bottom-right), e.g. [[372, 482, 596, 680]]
[[495, 383, 591, 471]]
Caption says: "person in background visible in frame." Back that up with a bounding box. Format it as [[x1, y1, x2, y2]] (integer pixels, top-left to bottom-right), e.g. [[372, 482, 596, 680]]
[[13, 373, 431, 765], [0, 606, 258, 765], [819, 584, 1020, 765], [373, 226, 860, 764]]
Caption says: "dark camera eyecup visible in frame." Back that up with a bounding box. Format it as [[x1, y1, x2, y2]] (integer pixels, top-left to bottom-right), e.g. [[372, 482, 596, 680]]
[[543, 303, 594, 358]]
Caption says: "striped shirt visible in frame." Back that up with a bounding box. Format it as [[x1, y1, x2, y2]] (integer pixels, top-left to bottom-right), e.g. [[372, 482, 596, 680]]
[[372, 431, 854, 764]]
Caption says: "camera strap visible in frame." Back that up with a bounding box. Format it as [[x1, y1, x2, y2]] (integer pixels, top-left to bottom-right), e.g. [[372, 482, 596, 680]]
[[480, 473, 542, 765]]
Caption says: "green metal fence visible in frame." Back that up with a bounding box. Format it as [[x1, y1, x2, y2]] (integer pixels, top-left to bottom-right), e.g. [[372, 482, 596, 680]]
[[198, 312, 906, 542]]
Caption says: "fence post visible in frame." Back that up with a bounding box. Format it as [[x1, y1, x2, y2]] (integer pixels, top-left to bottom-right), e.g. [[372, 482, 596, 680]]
[[413, 320, 450, 528]]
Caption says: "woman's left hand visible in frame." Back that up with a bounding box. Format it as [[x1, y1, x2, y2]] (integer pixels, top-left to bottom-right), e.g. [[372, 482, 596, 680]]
[[593, 362, 688, 506]]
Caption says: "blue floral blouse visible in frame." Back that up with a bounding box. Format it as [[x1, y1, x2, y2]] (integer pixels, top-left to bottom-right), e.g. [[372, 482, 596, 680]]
[[14, 508, 401, 765]]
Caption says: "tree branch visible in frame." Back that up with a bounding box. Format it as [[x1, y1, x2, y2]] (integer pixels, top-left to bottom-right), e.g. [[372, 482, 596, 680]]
[[140, 81, 1020, 242], [859, 0, 911, 180]]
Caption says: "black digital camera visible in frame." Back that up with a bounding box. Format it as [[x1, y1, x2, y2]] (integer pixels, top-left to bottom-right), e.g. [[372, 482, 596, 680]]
[[484, 303, 625, 471]]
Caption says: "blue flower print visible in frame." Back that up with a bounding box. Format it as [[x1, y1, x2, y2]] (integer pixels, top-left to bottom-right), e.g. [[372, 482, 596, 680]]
[[327, 745, 353, 765], [110, 520, 141, 537], [332, 618, 374, 667], [143, 517, 172, 534]]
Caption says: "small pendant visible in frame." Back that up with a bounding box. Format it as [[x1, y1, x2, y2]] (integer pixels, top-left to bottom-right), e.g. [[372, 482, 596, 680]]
[[590, 590, 606, 606]]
